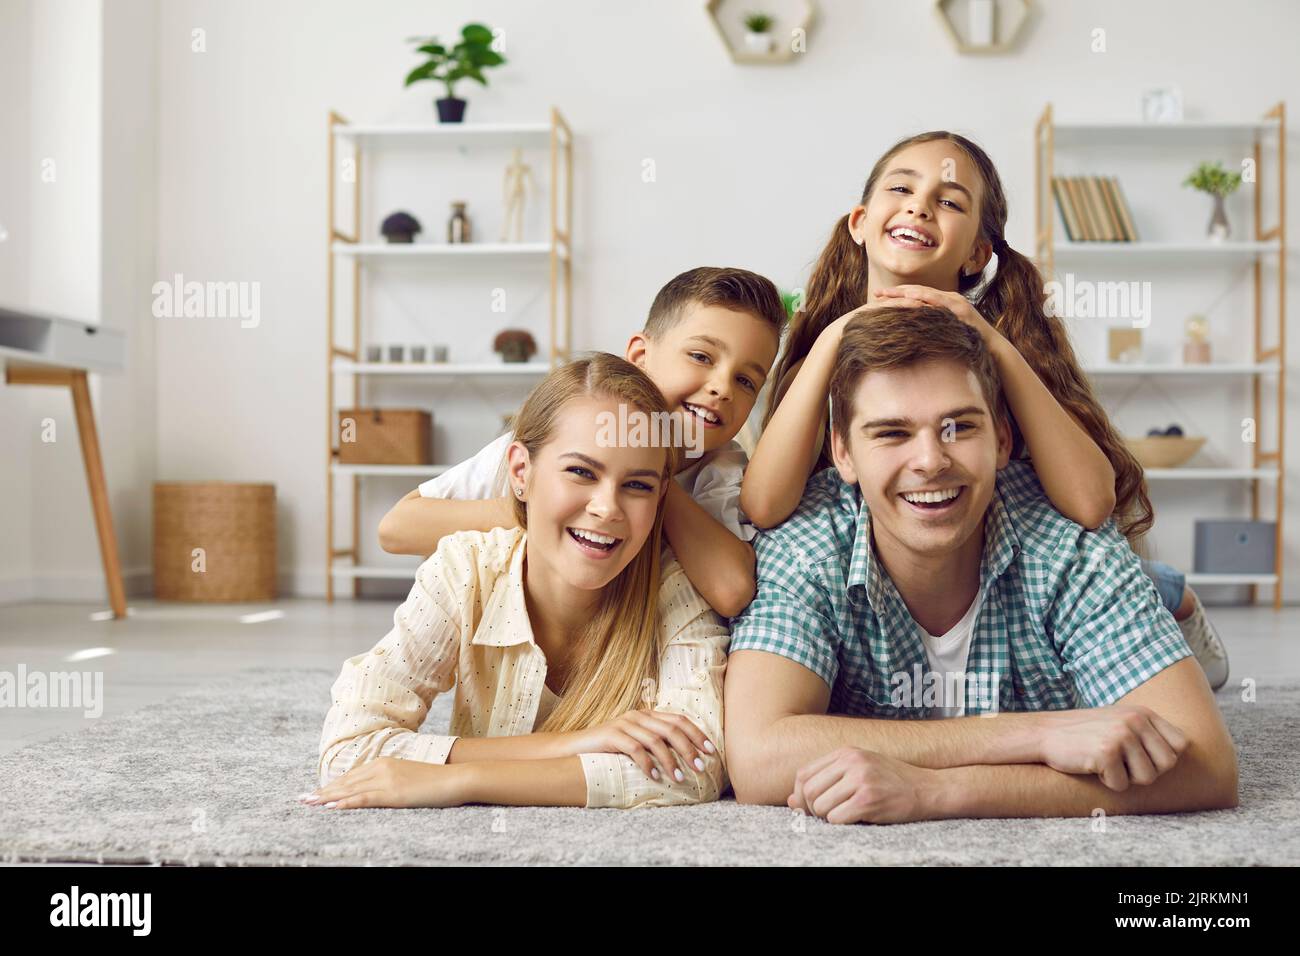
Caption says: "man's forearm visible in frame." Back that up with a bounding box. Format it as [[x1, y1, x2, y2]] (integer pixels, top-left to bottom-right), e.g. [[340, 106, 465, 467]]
[[462, 757, 589, 807], [736, 710, 1046, 805], [928, 745, 1239, 819]]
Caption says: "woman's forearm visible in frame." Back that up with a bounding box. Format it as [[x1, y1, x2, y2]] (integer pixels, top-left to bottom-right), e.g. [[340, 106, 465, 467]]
[[462, 756, 589, 807], [446, 732, 567, 763], [742, 332, 841, 528], [992, 338, 1116, 528], [378, 495, 517, 556]]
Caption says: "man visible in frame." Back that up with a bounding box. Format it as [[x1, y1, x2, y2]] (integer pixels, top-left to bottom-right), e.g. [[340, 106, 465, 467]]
[[725, 305, 1238, 824]]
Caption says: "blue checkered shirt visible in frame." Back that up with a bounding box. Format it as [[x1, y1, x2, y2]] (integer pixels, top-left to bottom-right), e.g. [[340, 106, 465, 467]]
[[729, 461, 1191, 717]]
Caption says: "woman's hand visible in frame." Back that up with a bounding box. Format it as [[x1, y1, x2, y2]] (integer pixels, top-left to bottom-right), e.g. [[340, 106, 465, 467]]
[[299, 757, 470, 810], [553, 709, 715, 783], [872, 285, 1006, 350]]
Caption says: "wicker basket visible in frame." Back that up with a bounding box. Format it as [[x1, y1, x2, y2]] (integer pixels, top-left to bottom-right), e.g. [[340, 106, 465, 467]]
[[153, 482, 277, 602], [337, 408, 432, 464]]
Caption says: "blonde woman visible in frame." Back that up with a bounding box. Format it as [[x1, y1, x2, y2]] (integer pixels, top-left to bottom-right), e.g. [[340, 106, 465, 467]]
[[302, 354, 728, 811]]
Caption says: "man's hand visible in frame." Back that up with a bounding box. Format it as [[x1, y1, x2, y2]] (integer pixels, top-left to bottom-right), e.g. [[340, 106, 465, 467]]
[[302, 757, 472, 810], [787, 747, 940, 824], [1037, 705, 1189, 790]]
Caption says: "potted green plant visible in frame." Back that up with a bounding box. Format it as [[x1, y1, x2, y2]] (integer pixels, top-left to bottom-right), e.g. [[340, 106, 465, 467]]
[[743, 12, 775, 54], [1183, 160, 1242, 241], [404, 23, 506, 123]]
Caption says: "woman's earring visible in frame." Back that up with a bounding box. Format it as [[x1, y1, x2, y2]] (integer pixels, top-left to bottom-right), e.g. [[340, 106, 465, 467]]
[[514, 486, 523, 497]]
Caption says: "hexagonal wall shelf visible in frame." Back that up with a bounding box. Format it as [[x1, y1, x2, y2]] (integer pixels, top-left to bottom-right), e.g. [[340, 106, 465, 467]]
[[706, 0, 817, 64], [935, 0, 1031, 54]]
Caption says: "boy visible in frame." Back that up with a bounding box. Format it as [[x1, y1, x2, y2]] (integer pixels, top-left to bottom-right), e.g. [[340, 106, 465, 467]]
[[378, 266, 786, 618]]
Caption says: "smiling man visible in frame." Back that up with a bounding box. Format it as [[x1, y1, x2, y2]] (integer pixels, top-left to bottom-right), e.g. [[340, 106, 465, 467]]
[[724, 305, 1238, 824]]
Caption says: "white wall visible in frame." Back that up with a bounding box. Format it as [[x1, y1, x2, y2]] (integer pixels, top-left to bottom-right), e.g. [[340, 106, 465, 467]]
[[5, 0, 1300, 603], [0, 0, 158, 604], [0, 0, 34, 603]]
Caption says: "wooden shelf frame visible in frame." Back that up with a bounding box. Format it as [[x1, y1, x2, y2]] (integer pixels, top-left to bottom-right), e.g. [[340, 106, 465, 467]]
[[325, 108, 574, 598], [1034, 102, 1287, 608]]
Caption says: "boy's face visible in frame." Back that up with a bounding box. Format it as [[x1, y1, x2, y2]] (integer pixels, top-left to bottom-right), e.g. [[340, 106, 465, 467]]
[[626, 303, 779, 456], [829, 358, 1011, 562]]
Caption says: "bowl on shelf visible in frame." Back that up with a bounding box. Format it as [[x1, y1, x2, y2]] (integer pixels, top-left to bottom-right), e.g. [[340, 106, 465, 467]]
[[1124, 435, 1205, 469]]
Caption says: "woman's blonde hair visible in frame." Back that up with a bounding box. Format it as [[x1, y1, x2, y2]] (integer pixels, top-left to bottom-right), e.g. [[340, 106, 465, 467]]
[[509, 352, 681, 734], [767, 130, 1153, 544]]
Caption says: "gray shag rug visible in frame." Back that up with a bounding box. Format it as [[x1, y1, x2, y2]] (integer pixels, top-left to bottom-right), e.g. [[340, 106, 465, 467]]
[[0, 668, 1294, 866]]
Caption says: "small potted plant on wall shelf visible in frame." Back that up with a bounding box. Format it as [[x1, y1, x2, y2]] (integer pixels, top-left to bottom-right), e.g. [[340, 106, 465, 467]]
[[1183, 160, 1242, 242], [493, 329, 537, 364], [380, 211, 422, 244], [743, 12, 775, 54], [404, 23, 506, 123]]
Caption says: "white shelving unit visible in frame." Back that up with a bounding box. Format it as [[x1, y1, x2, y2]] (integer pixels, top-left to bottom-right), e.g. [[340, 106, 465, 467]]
[[325, 109, 574, 598], [1035, 102, 1287, 607]]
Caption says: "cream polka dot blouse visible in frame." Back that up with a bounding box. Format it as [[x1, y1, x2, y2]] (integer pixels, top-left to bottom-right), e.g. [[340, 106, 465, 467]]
[[318, 525, 731, 808]]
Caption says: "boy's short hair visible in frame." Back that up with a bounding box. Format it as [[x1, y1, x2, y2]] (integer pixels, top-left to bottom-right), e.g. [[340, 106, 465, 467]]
[[830, 305, 1008, 442], [644, 267, 787, 341]]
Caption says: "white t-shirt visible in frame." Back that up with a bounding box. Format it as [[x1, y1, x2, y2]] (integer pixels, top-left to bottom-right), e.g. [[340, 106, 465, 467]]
[[919, 595, 980, 718], [417, 432, 758, 543]]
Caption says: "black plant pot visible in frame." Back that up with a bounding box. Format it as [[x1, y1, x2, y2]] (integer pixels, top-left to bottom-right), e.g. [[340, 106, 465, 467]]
[[436, 97, 467, 123]]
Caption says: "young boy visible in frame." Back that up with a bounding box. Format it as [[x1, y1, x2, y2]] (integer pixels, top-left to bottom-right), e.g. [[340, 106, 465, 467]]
[[377, 266, 786, 618]]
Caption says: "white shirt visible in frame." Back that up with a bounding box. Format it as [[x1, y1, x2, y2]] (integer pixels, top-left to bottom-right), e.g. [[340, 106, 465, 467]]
[[418, 431, 758, 542], [919, 596, 980, 718]]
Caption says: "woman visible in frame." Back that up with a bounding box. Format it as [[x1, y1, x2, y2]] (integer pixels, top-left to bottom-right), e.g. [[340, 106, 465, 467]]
[[301, 353, 728, 811]]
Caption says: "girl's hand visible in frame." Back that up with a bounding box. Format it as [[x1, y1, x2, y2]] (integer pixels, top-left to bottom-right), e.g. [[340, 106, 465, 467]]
[[554, 710, 715, 783], [873, 285, 1005, 349], [299, 757, 470, 810]]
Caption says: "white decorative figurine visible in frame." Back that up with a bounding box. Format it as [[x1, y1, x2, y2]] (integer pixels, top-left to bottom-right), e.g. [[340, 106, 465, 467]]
[[501, 148, 536, 243]]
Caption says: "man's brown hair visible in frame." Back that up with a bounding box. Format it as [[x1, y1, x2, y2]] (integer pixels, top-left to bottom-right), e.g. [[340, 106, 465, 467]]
[[830, 304, 1007, 442], [644, 266, 786, 341]]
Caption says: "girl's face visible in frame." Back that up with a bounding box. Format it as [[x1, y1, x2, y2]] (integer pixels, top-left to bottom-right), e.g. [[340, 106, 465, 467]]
[[849, 139, 990, 291], [507, 395, 668, 595]]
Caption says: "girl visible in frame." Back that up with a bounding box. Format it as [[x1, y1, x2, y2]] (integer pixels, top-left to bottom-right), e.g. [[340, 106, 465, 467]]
[[740, 130, 1228, 690], [303, 354, 728, 811]]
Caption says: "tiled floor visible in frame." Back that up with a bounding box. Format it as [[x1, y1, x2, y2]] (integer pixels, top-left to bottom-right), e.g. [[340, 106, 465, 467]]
[[0, 597, 1297, 757]]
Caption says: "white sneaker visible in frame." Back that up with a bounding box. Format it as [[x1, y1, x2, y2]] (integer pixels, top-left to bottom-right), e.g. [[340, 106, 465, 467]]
[[1178, 590, 1229, 691]]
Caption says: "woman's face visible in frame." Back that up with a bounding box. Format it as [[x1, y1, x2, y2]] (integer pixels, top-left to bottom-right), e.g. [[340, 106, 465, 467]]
[[507, 395, 668, 594], [849, 139, 989, 290]]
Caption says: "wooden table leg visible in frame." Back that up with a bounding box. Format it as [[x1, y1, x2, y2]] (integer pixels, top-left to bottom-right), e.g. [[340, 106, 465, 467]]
[[69, 370, 128, 619]]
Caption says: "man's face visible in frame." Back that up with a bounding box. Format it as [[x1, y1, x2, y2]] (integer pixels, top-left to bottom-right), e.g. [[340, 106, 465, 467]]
[[626, 304, 779, 456], [830, 358, 1011, 561]]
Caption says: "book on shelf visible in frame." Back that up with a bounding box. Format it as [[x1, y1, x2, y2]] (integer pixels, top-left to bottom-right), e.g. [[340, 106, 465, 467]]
[[1051, 175, 1139, 242]]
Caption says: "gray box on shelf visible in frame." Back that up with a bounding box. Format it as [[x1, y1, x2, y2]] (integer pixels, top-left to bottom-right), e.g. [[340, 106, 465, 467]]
[[1193, 519, 1276, 574]]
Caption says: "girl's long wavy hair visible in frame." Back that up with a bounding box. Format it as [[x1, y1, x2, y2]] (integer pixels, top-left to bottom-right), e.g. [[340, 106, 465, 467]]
[[766, 130, 1153, 542], [510, 353, 682, 734]]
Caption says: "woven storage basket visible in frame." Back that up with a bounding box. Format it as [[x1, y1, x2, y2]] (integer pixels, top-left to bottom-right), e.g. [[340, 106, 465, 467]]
[[337, 408, 432, 464], [153, 482, 277, 602]]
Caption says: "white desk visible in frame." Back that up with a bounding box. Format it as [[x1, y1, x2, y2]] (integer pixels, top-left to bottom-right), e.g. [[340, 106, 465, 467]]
[[1, 307, 128, 618]]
